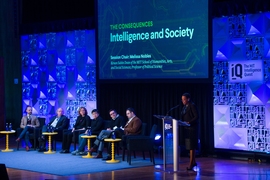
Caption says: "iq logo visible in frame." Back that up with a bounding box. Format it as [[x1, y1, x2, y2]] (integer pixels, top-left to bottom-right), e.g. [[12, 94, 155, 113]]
[[164, 123, 172, 130], [231, 63, 243, 80], [229, 61, 263, 82]]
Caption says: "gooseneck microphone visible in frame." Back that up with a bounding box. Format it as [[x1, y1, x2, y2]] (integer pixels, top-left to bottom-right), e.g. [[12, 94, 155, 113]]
[[166, 104, 180, 116]]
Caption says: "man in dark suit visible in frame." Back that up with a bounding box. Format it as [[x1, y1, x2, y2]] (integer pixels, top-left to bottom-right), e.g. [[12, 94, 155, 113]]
[[38, 108, 69, 151]]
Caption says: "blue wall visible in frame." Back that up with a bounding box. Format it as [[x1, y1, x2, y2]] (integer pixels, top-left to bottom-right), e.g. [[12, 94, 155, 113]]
[[21, 30, 96, 125]]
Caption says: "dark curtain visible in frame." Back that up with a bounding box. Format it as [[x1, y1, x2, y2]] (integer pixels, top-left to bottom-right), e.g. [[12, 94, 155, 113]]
[[0, 58, 5, 131], [0, 0, 22, 130], [97, 82, 214, 155]]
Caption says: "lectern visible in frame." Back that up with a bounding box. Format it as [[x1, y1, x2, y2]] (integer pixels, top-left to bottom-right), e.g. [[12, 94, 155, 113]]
[[154, 115, 189, 172]]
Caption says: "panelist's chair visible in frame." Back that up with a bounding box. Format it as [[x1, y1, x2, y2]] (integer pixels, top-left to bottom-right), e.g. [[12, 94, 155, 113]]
[[16, 117, 45, 150], [54, 118, 70, 141], [71, 129, 86, 150], [52, 118, 70, 151], [122, 123, 147, 161], [126, 124, 157, 165]]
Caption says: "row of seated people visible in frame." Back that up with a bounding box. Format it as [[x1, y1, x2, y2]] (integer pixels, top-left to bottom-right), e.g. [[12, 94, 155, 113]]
[[16, 106, 69, 151], [70, 108, 125, 156], [72, 107, 142, 160], [16, 106, 143, 161]]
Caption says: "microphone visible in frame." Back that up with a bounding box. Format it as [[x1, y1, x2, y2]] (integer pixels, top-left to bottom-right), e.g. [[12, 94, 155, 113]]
[[166, 104, 180, 116]]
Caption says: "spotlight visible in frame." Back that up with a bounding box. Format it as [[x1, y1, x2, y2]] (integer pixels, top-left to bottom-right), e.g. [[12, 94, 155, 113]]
[[154, 134, 162, 153], [155, 134, 161, 141]]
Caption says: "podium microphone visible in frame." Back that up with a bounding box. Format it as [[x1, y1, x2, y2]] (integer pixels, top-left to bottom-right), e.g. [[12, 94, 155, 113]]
[[166, 104, 180, 116]]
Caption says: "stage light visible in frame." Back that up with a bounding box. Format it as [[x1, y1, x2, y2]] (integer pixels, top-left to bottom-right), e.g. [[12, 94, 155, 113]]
[[155, 134, 161, 141], [154, 134, 162, 153]]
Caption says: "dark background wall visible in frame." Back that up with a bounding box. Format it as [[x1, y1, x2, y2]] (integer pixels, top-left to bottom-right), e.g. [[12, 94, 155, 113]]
[[0, 0, 269, 156], [0, 0, 22, 130], [0, 0, 95, 130]]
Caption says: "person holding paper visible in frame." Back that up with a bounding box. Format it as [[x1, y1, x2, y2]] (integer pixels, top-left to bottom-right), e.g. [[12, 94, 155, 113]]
[[38, 108, 69, 152], [113, 107, 142, 156], [60, 107, 89, 153], [181, 93, 199, 171]]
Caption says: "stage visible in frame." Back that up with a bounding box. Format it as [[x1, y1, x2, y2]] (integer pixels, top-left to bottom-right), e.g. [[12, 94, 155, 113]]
[[1, 136, 270, 180]]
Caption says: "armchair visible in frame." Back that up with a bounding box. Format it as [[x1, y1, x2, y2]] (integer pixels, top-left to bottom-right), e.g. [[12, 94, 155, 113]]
[[52, 118, 70, 151], [125, 124, 157, 165], [122, 123, 147, 161]]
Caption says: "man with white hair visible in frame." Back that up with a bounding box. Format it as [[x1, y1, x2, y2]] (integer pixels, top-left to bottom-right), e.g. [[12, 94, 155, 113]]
[[38, 107, 69, 152]]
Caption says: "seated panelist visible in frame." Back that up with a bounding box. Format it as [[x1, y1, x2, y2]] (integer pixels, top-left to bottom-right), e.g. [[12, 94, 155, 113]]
[[38, 108, 69, 152], [16, 105, 40, 151]]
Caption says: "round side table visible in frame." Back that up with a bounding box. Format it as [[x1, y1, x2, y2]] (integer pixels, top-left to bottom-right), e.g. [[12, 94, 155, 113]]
[[81, 135, 97, 158], [104, 138, 121, 163], [0, 130, 16, 152], [42, 132, 58, 154]]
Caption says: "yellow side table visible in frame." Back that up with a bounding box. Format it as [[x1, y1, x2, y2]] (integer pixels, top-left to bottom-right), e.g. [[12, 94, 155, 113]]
[[104, 138, 121, 163], [0, 130, 16, 152], [81, 135, 97, 158], [42, 132, 58, 154]]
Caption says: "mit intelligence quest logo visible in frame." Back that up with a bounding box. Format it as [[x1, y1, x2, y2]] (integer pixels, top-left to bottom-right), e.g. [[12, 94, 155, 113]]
[[229, 60, 263, 82]]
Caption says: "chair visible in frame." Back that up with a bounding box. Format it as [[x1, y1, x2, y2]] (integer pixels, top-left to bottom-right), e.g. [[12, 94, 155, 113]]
[[54, 118, 70, 141], [103, 120, 111, 129], [126, 124, 157, 165], [16, 117, 45, 150], [122, 123, 147, 161], [52, 118, 70, 151], [72, 129, 85, 150]]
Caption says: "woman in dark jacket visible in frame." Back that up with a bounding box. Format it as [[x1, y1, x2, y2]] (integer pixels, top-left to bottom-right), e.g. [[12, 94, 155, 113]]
[[181, 93, 199, 171], [60, 107, 90, 153]]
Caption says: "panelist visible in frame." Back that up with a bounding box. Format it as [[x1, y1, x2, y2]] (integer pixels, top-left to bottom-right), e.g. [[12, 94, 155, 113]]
[[84, 109, 125, 159], [38, 107, 69, 152], [113, 107, 142, 154], [60, 107, 89, 153], [16, 105, 40, 151], [71, 109, 103, 155]]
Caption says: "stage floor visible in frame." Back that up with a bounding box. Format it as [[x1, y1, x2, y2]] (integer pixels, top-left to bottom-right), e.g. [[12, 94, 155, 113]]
[[1, 135, 270, 180]]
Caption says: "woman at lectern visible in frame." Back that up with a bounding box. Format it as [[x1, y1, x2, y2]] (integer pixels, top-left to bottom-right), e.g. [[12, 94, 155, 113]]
[[181, 93, 199, 171]]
